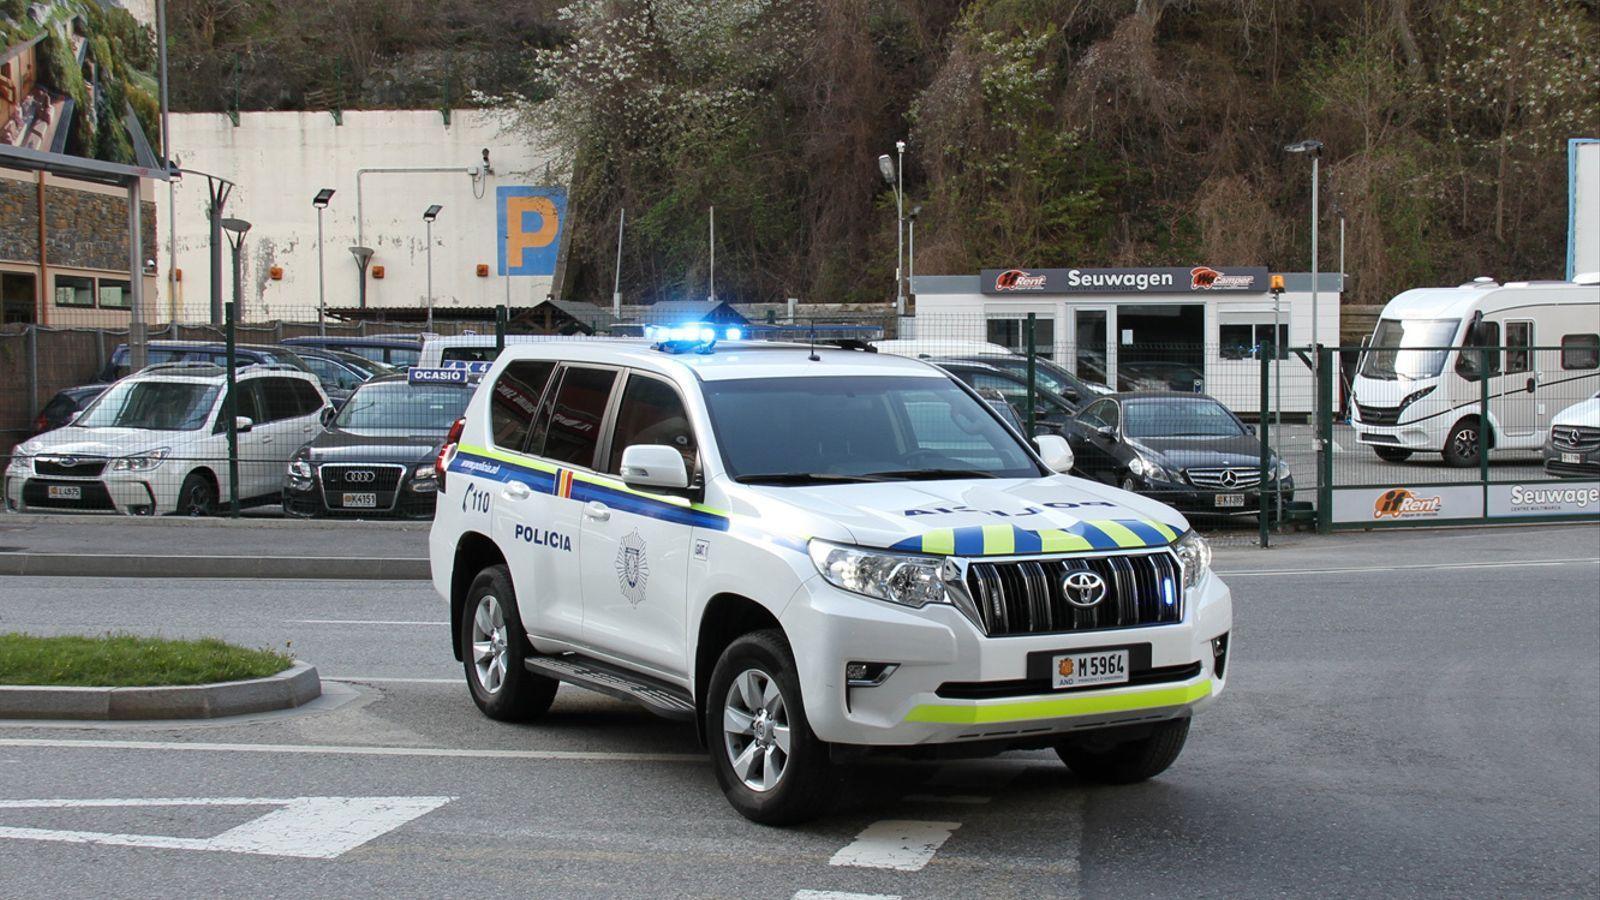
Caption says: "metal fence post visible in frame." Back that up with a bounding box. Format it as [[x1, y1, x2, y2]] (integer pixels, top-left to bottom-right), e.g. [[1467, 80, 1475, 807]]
[[495, 305, 507, 355], [1317, 345, 1334, 534], [225, 301, 240, 518], [1479, 342, 1491, 516], [26, 325, 38, 423], [1025, 313, 1037, 436], [1259, 350, 1271, 548]]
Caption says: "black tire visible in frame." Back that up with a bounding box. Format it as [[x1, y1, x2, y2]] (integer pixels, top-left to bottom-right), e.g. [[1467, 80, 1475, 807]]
[[1441, 418, 1483, 468], [705, 629, 832, 825], [1373, 446, 1412, 463], [1054, 718, 1190, 784], [175, 471, 216, 517], [1120, 475, 1140, 493], [458, 564, 558, 722]]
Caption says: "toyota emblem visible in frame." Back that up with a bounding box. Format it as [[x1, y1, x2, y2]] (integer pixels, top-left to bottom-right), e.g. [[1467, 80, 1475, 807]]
[[344, 469, 376, 484], [1061, 570, 1108, 608]]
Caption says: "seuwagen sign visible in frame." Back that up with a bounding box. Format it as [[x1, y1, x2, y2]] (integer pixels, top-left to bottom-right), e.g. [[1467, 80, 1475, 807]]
[[980, 266, 1270, 295]]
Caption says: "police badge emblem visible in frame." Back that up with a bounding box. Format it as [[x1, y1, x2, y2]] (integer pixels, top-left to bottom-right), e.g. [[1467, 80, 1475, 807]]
[[615, 529, 650, 606]]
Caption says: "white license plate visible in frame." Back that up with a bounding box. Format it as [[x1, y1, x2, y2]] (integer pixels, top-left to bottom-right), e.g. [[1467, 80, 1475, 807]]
[[1561, 452, 1582, 465], [341, 492, 378, 508], [1214, 492, 1246, 508], [47, 485, 82, 500], [1052, 649, 1130, 690]]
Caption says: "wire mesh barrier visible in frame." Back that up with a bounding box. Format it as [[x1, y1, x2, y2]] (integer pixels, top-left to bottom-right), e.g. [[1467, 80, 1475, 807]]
[[4, 305, 1594, 532]]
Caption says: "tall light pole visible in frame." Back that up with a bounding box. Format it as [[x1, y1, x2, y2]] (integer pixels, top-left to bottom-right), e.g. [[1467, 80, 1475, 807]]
[[612, 207, 625, 317], [349, 246, 374, 312], [221, 217, 252, 321], [157, 0, 174, 323], [707, 206, 716, 303], [908, 204, 921, 298], [1331, 198, 1347, 293], [423, 205, 442, 331], [877, 142, 907, 314], [313, 188, 334, 336], [1285, 139, 1324, 348]]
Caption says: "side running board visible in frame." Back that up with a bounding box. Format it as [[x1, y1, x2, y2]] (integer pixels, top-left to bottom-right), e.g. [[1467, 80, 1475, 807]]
[[524, 654, 696, 721]]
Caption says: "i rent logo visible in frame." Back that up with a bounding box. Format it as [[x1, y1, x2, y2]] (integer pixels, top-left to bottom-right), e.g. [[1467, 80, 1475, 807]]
[[497, 186, 566, 277], [1373, 488, 1443, 519]]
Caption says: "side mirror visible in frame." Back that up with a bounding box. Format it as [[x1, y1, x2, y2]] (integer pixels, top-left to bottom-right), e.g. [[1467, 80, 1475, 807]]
[[235, 416, 254, 433], [619, 444, 689, 490], [1034, 434, 1074, 473], [320, 407, 338, 427], [1095, 424, 1116, 439], [1245, 423, 1257, 435]]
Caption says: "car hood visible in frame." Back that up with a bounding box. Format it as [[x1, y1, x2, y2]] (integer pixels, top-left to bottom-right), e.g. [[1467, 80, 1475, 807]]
[[1551, 397, 1600, 427], [303, 428, 444, 464], [1135, 435, 1269, 470], [18, 426, 212, 458], [725, 475, 1189, 556]]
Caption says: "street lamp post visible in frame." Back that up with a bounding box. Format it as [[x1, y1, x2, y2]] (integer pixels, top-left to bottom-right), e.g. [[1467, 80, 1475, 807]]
[[221, 217, 252, 321], [875, 142, 907, 314], [908, 204, 921, 299], [1285, 139, 1324, 349], [423, 205, 442, 331], [349, 246, 375, 312], [1331, 198, 1347, 293], [313, 189, 334, 335], [612, 207, 625, 317]]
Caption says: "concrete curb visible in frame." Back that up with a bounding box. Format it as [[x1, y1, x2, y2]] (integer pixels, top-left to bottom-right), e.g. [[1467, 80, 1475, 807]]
[[0, 662, 322, 720], [0, 553, 430, 579]]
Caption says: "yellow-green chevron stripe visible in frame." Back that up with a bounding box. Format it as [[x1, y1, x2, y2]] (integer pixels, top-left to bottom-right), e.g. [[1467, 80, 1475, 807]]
[[904, 679, 1212, 726]]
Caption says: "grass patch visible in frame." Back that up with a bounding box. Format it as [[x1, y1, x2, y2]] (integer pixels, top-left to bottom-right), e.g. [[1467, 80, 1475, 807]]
[[0, 633, 294, 687]]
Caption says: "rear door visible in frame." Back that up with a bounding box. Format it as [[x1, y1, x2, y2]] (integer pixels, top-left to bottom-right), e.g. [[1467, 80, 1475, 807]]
[[1498, 319, 1538, 436]]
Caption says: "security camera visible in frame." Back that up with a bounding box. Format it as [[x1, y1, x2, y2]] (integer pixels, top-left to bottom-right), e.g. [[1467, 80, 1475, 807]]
[[481, 148, 494, 175]]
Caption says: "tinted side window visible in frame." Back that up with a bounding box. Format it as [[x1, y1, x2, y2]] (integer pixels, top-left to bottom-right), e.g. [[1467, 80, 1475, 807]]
[[442, 346, 498, 363], [1504, 321, 1533, 375], [257, 378, 305, 422], [223, 381, 265, 429], [388, 348, 420, 366], [607, 374, 697, 476], [490, 361, 556, 451], [532, 367, 617, 468], [290, 379, 325, 414]]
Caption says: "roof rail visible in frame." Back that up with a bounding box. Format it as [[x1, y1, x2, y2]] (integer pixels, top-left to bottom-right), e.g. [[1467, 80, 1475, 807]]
[[140, 361, 225, 373]]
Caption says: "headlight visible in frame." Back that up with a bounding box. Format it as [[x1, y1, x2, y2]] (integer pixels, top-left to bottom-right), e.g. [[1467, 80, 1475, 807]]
[[287, 457, 313, 479], [408, 464, 437, 493], [808, 539, 949, 608], [1271, 459, 1292, 481], [1174, 531, 1212, 590], [1398, 385, 1436, 410], [1128, 453, 1173, 482], [412, 464, 435, 480], [110, 448, 170, 472]]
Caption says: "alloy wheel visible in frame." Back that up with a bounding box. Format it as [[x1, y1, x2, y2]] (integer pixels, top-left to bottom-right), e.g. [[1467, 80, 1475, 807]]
[[470, 595, 509, 694], [722, 668, 791, 792]]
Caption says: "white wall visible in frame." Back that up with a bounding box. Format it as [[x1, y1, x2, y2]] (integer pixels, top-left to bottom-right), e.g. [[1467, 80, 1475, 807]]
[[1572, 139, 1599, 279], [160, 109, 561, 323]]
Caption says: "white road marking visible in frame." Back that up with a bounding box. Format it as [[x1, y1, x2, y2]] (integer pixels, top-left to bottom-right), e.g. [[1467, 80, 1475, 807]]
[[324, 676, 459, 684], [829, 820, 961, 871], [1218, 557, 1599, 577], [0, 796, 452, 859], [289, 620, 448, 626], [0, 738, 701, 763], [902, 793, 991, 805], [793, 892, 902, 900]]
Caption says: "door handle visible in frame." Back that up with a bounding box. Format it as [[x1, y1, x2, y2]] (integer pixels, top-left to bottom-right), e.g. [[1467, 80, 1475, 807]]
[[503, 481, 531, 500], [260, 436, 273, 443], [583, 501, 611, 522]]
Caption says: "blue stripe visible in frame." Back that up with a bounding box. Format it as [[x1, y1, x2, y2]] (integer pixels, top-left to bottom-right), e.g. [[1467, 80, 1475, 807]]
[[1011, 526, 1042, 554], [951, 526, 986, 556], [451, 451, 728, 531], [1069, 522, 1119, 551], [1117, 519, 1167, 546], [891, 536, 921, 553]]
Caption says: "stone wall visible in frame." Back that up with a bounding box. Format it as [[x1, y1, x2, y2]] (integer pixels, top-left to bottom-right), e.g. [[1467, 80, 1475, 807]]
[[0, 177, 158, 273]]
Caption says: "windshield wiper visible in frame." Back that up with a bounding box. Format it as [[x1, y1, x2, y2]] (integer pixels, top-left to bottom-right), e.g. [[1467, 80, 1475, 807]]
[[859, 468, 1000, 481], [737, 473, 886, 485]]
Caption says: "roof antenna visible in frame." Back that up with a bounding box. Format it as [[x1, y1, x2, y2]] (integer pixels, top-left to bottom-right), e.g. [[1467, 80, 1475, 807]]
[[808, 327, 820, 362]]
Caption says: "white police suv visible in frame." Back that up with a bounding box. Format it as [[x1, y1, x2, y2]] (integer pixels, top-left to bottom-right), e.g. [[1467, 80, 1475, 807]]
[[430, 337, 1231, 824]]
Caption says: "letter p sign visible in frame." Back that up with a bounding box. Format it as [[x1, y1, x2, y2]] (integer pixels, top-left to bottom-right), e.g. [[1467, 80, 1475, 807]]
[[498, 186, 566, 277]]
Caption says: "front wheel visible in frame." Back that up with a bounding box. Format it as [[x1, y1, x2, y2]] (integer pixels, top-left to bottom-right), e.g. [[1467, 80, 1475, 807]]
[[705, 630, 831, 825], [1373, 446, 1412, 463], [1055, 718, 1190, 784], [459, 565, 558, 722], [1441, 418, 1483, 468], [175, 471, 216, 516]]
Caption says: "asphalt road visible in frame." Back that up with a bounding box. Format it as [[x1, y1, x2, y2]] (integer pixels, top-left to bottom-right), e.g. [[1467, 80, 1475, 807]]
[[1, 525, 1596, 898]]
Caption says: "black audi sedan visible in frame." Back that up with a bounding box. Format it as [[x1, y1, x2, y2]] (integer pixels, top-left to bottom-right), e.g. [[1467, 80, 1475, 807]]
[[1062, 392, 1293, 516], [283, 374, 473, 518]]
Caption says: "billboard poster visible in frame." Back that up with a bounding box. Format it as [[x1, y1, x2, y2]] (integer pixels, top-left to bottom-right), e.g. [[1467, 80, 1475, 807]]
[[497, 186, 566, 277], [1488, 482, 1600, 518], [980, 266, 1270, 295], [1331, 485, 1484, 524]]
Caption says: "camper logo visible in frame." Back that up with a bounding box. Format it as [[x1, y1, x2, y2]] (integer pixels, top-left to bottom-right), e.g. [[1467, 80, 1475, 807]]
[[1373, 488, 1444, 520], [1190, 266, 1259, 290], [994, 269, 1048, 292]]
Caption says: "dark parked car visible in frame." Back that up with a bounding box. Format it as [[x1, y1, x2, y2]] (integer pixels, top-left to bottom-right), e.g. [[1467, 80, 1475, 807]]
[[282, 374, 473, 519], [282, 336, 422, 367], [293, 347, 395, 406], [928, 358, 1077, 433], [1062, 392, 1293, 516], [98, 341, 313, 383], [949, 354, 1111, 407], [33, 384, 109, 434]]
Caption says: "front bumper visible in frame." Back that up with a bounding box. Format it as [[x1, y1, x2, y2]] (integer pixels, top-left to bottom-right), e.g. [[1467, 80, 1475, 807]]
[[1542, 444, 1600, 478], [5, 467, 169, 515], [780, 569, 1231, 747], [283, 463, 438, 519], [1140, 481, 1293, 515]]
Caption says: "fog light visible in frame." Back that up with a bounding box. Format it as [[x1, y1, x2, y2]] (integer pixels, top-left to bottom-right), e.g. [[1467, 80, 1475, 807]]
[[845, 661, 898, 687], [1211, 633, 1230, 679]]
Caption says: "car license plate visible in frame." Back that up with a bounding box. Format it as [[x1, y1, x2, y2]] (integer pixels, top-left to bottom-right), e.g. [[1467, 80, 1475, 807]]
[[1052, 649, 1129, 690], [47, 485, 82, 500], [341, 492, 378, 508], [1214, 492, 1245, 508], [1561, 452, 1582, 465]]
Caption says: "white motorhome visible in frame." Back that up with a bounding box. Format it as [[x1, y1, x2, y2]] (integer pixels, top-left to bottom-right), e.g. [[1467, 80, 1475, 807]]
[[1351, 276, 1600, 466]]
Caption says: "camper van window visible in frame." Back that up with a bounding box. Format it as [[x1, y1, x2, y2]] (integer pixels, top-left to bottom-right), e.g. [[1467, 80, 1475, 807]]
[[1361, 318, 1460, 381], [1503, 321, 1533, 375], [1455, 320, 1500, 381], [1561, 334, 1600, 370]]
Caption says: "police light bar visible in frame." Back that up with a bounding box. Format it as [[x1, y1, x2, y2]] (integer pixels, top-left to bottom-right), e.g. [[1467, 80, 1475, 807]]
[[408, 366, 483, 385], [644, 323, 743, 353]]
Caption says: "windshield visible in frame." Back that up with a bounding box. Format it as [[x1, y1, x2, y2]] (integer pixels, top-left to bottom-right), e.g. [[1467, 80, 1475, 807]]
[[334, 383, 471, 431], [342, 356, 395, 379], [1360, 318, 1460, 380], [702, 375, 1042, 482], [76, 381, 219, 431], [1124, 398, 1246, 438]]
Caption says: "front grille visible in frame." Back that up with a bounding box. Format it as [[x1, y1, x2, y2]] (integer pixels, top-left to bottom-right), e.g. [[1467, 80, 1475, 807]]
[[34, 457, 108, 478], [1552, 425, 1600, 452], [1356, 402, 1402, 426], [318, 463, 405, 511], [22, 478, 115, 511], [1184, 467, 1261, 490], [965, 551, 1183, 637]]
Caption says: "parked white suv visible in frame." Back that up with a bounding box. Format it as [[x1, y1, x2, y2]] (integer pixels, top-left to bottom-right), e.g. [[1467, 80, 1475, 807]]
[[6, 363, 329, 515], [430, 339, 1231, 823]]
